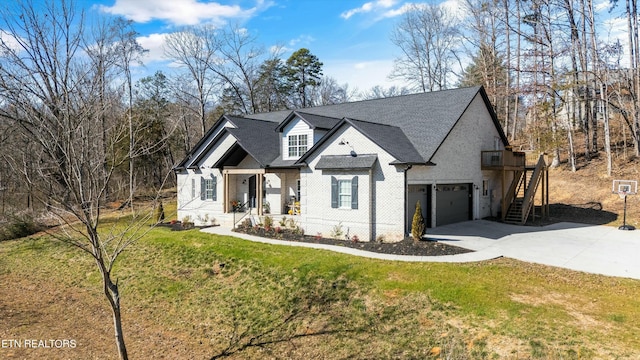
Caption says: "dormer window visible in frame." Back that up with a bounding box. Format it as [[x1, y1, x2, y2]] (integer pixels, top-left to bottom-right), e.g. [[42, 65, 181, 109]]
[[288, 134, 308, 158]]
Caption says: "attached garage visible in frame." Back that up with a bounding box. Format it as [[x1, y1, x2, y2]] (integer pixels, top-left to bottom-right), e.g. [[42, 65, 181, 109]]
[[435, 183, 471, 226]]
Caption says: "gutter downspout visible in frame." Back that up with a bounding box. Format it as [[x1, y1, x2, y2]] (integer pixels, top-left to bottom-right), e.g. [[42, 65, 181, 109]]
[[369, 167, 374, 242], [403, 164, 412, 237]]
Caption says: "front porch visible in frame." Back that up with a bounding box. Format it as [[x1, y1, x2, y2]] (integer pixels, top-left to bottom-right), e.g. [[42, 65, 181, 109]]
[[221, 168, 301, 227]]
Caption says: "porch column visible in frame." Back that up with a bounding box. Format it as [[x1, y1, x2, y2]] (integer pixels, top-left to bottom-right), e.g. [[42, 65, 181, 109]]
[[223, 172, 229, 213], [257, 174, 263, 215]]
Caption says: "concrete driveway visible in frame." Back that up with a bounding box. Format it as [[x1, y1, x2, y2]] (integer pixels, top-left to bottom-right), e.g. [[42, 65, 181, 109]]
[[428, 220, 640, 280], [202, 220, 640, 280]]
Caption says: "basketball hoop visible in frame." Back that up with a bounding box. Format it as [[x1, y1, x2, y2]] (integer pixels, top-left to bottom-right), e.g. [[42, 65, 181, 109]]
[[612, 180, 637, 231], [618, 190, 628, 200]]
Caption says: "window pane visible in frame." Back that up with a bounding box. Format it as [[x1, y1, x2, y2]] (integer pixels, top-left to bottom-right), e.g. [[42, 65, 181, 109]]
[[338, 180, 351, 208], [205, 179, 215, 200], [288, 135, 298, 157], [298, 134, 307, 146]]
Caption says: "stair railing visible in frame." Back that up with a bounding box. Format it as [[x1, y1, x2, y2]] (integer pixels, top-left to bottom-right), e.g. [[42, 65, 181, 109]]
[[519, 154, 546, 223], [503, 170, 523, 221], [233, 200, 252, 228]]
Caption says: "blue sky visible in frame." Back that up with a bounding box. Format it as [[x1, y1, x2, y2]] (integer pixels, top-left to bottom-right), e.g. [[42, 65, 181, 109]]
[[84, 0, 629, 92], [86, 0, 427, 91]]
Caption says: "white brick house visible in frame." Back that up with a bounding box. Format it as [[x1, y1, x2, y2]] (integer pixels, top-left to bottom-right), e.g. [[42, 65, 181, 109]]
[[174, 86, 527, 241]]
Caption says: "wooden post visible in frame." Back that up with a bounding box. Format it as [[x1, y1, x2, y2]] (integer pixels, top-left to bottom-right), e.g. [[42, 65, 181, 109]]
[[223, 172, 229, 213], [545, 169, 550, 217], [501, 170, 506, 221], [257, 174, 263, 215]]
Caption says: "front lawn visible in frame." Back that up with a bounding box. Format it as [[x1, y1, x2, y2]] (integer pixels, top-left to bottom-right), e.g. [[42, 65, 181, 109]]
[[1, 226, 639, 359]]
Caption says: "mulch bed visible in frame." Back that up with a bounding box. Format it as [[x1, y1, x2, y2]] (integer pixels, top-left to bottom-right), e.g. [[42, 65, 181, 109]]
[[157, 221, 473, 256], [232, 224, 473, 257]]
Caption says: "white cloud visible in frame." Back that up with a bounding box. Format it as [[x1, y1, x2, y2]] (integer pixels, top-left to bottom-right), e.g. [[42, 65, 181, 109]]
[[323, 59, 405, 92], [288, 34, 315, 48], [137, 33, 168, 64], [380, 3, 415, 18], [594, 0, 615, 13], [97, 0, 270, 26], [380, 0, 465, 20], [341, 0, 398, 19], [0, 30, 22, 52], [440, 0, 467, 21]]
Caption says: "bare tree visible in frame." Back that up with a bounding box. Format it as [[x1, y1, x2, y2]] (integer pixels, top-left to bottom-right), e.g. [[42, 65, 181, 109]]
[[360, 85, 412, 100], [0, 2, 161, 359], [208, 24, 264, 114], [112, 17, 146, 211], [310, 76, 353, 105], [164, 25, 219, 137], [390, 3, 460, 92]]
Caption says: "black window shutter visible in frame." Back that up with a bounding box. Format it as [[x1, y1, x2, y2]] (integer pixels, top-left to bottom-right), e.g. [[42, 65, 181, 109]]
[[212, 176, 217, 201], [331, 176, 338, 208], [351, 176, 358, 209], [200, 176, 206, 200]]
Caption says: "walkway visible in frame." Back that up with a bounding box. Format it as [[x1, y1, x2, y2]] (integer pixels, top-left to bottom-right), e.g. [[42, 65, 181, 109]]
[[201, 220, 640, 280]]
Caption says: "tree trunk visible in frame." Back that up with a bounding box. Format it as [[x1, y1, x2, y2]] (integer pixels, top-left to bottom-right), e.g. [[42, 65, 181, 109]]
[[626, 0, 640, 156], [504, 0, 511, 139], [94, 243, 128, 360], [511, 0, 522, 143], [101, 266, 128, 360], [634, 0, 640, 157], [603, 81, 612, 176]]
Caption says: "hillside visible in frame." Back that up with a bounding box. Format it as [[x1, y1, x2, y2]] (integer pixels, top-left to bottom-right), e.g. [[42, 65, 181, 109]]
[[536, 151, 640, 229]]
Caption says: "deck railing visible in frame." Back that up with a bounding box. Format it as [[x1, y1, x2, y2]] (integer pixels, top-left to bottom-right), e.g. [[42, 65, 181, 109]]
[[481, 150, 526, 169]]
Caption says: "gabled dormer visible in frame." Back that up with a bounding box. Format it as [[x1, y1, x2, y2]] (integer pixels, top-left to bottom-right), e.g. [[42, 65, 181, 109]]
[[276, 111, 341, 161]]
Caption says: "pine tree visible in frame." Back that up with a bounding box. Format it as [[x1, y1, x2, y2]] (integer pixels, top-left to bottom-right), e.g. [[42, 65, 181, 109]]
[[411, 200, 426, 241]]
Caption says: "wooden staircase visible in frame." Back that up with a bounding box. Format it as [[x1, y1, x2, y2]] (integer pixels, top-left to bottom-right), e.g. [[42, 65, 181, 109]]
[[504, 154, 547, 225]]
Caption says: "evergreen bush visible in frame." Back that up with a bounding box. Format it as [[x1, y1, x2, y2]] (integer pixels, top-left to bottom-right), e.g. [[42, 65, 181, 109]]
[[411, 201, 426, 241]]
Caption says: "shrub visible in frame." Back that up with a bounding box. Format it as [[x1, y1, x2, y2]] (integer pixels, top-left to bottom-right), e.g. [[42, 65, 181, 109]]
[[154, 201, 165, 223], [411, 201, 426, 241], [0, 213, 43, 241], [279, 216, 287, 227], [263, 215, 274, 229], [330, 222, 344, 239], [181, 215, 194, 229]]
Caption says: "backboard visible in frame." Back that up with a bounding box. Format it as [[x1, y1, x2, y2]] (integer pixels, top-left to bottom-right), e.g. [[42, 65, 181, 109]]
[[612, 179, 637, 197]]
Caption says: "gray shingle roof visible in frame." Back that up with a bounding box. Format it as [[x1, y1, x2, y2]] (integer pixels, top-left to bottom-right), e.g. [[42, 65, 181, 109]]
[[174, 114, 280, 170], [345, 118, 425, 164], [274, 111, 342, 132], [275, 86, 492, 163], [177, 86, 505, 170], [224, 116, 280, 166], [315, 154, 378, 170]]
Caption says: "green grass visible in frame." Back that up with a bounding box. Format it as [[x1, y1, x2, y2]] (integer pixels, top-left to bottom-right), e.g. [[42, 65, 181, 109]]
[[1, 225, 640, 359]]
